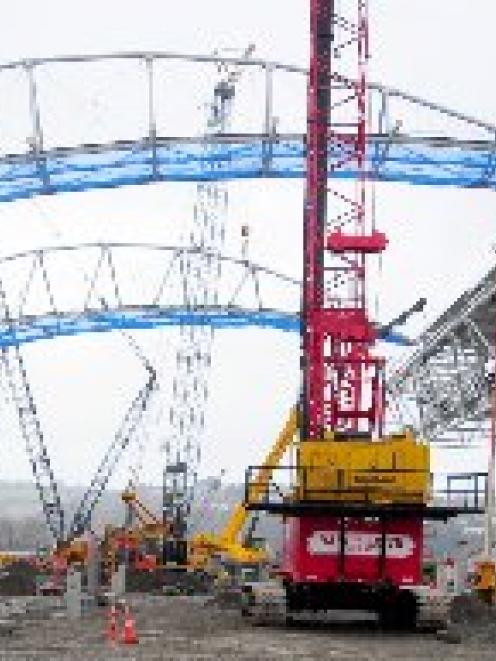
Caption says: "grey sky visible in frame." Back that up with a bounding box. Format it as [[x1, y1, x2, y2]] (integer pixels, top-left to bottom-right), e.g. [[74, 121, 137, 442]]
[[0, 1, 494, 489]]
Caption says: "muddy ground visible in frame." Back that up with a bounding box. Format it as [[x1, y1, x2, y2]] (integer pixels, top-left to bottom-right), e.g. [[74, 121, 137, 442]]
[[0, 594, 495, 660]]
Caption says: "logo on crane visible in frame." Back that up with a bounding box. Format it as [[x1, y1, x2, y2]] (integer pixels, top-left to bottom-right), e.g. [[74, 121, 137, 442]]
[[307, 531, 414, 559]]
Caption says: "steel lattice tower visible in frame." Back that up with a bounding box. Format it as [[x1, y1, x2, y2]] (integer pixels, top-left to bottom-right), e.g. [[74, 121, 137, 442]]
[[164, 48, 253, 556], [301, 0, 387, 440]]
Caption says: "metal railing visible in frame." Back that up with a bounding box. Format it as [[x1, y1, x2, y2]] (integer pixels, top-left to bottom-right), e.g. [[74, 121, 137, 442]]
[[244, 466, 488, 513], [441, 472, 488, 511]]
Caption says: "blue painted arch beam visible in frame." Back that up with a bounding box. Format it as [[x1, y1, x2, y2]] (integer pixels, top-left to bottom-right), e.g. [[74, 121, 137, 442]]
[[0, 307, 413, 349], [0, 135, 495, 204]]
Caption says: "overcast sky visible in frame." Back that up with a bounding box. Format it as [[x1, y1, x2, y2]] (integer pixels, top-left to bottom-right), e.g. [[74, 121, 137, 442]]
[[0, 1, 495, 494]]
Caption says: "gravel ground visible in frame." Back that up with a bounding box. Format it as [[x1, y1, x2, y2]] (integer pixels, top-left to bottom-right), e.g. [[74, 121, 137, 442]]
[[0, 594, 495, 660]]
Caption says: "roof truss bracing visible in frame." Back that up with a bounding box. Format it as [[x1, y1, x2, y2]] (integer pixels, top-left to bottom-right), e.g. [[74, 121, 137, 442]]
[[388, 266, 496, 444]]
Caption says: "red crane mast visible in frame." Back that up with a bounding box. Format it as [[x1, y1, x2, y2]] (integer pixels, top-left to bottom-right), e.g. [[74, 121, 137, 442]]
[[302, 0, 387, 440], [243, 0, 468, 629]]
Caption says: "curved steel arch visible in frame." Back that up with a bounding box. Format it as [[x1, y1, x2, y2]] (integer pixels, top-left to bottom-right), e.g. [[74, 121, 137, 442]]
[[0, 241, 409, 348], [1, 306, 300, 348], [3, 136, 496, 205], [0, 240, 300, 282], [0, 51, 495, 203]]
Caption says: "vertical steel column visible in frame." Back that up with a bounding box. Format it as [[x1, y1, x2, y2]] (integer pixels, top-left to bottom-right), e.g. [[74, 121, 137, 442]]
[[262, 62, 274, 174], [301, 0, 333, 439], [145, 55, 158, 180], [26, 62, 49, 189], [302, 0, 386, 439]]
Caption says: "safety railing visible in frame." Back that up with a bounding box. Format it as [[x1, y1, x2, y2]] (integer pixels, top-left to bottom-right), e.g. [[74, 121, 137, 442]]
[[244, 466, 488, 513], [437, 472, 488, 511]]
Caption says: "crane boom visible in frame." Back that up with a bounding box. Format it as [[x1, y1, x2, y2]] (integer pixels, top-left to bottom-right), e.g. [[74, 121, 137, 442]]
[[1, 344, 64, 541], [0, 278, 64, 542], [68, 366, 157, 540]]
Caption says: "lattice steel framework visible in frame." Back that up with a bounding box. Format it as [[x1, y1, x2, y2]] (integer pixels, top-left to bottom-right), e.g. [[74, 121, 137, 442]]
[[164, 49, 258, 553], [388, 266, 496, 446], [0, 243, 302, 348], [302, 0, 386, 439], [0, 240, 303, 540], [166, 52, 248, 505], [1, 52, 494, 204], [0, 261, 157, 542]]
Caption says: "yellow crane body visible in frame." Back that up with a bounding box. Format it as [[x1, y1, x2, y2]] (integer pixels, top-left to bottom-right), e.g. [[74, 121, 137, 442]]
[[296, 429, 430, 505]]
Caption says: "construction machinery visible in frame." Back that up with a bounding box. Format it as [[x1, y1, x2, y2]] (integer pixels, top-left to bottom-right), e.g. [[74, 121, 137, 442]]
[[99, 488, 175, 586], [107, 408, 297, 593], [189, 407, 298, 588], [100, 525, 156, 585], [474, 339, 496, 604], [240, 0, 480, 629], [33, 335, 159, 592], [474, 559, 496, 604], [0, 552, 35, 569], [89, 407, 297, 593], [118, 409, 297, 590], [121, 488, 169, 542], [53, 539, 89, 567]]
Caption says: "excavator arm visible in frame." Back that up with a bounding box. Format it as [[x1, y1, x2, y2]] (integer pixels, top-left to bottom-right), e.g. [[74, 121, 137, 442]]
[[121, 488, 173, 539], [191, 406, 298, 563], [122, 489, 160, 525], [220, 406, 298, 546]]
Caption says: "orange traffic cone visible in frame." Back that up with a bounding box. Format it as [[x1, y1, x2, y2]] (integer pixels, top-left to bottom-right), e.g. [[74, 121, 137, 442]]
[[122, 605, 138, 645], [106, 604, 119, 644]]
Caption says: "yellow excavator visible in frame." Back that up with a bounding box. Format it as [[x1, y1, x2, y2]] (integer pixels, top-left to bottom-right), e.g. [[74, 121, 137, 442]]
[[111, 407, 297, 591], [189, 407, 298, 588]]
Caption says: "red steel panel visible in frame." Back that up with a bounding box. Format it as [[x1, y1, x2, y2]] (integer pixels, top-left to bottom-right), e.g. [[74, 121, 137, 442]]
[[326, 230, 388, 253], [283, 516, 423, 586]]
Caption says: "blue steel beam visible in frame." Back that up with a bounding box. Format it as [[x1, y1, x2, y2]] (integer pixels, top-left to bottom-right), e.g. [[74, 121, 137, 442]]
[[0, 136, 495, 204], [0, 307, 412, 349]]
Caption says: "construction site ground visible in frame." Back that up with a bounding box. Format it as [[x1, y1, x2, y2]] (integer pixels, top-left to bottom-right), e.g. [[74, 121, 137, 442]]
[[1, 593, 496, 660]]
